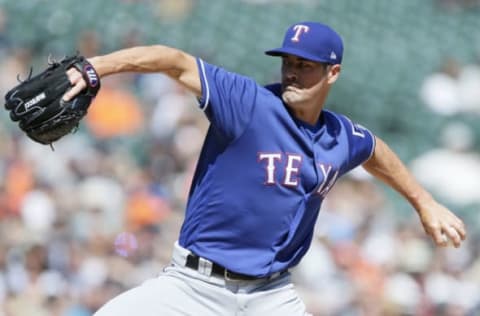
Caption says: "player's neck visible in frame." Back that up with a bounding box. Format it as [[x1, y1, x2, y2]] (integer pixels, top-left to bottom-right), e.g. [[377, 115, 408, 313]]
[[291, 105, 323, 125], [289, 94, 327, 125]]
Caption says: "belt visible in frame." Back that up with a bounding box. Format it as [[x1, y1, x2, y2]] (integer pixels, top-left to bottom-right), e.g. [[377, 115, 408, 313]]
[[185, 254, 263, 281]]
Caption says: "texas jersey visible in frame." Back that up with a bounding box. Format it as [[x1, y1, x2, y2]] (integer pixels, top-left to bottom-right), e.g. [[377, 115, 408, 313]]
[[178, 59, 375, 277]]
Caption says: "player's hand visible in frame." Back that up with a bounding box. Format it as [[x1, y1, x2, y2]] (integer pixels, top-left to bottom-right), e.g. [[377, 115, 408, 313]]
[[417, 200, 466, 248], [63, 67, 87, 102]]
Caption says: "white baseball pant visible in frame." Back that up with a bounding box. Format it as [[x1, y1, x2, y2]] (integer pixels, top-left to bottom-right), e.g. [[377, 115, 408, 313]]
[[93, 242, 311, 316]]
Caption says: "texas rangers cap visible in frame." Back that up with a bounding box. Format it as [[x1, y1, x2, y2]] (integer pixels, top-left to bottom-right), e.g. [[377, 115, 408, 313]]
[[265, 21, 343, 64]]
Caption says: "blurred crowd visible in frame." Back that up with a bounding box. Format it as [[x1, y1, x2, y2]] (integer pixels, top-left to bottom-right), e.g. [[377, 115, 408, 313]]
[[420, 57, 480, 117], [417, 57, 480, 210], [0, 11, 480, 316]]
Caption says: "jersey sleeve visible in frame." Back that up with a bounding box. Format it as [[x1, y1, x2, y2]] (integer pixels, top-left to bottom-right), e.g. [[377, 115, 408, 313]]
[[196, 58, 258, 141], [338, 114, 376, 172]]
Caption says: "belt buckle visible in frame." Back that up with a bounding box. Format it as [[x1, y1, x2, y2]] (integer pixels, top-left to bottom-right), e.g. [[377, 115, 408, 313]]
[[224, 269, 234, 281]]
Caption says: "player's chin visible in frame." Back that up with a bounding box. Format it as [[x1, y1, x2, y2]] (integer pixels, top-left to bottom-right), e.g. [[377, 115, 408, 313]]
[[282, 91, 303, 105]]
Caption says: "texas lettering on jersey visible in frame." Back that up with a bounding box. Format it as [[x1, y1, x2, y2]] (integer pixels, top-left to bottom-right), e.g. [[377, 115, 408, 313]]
[[258, 152, 338, 198]]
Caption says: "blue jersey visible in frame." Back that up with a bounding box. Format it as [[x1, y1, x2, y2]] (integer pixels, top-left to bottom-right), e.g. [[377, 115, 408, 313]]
[[178, 59, 375, 277]]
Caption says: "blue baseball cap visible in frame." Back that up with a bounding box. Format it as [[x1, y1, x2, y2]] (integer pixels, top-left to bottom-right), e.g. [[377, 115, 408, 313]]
[[265, 21, 343, 64]]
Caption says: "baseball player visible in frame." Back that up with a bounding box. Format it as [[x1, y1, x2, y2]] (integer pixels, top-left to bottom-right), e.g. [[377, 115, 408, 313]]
[[64, 21, 467, 315]]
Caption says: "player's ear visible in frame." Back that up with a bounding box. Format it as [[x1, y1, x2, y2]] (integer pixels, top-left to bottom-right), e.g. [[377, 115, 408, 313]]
[[327, 64, 341, 84]]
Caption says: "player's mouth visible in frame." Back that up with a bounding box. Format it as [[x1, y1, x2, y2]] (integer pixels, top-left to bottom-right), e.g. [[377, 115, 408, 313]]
[[283, 81, 301, 88], [283, 84, 302, 92]]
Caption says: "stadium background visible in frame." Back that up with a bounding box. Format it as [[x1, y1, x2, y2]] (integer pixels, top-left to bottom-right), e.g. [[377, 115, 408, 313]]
[[0, 0, 479, 315]]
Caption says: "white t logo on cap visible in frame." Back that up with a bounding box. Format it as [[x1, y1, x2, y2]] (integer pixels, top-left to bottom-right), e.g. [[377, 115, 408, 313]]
[[291, 25, 309, 42]]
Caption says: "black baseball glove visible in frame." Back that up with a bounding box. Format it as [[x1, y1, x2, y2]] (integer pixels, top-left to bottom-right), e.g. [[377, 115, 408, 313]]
[[4, 54, 101, 145]]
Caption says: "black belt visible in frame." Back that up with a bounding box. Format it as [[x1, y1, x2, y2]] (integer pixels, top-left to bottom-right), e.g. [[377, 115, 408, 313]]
[[185, 254, 261, 281]]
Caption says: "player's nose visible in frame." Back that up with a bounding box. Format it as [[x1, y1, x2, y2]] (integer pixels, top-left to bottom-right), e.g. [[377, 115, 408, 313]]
[[283, 71, 298, 83]]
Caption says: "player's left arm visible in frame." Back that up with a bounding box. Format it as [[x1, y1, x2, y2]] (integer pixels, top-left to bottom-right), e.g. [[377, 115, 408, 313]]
[[362, 136, 467, 248]]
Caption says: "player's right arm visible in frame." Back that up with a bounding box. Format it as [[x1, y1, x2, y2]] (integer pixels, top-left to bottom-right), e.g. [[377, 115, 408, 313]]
[[63, 45, 201, 101]]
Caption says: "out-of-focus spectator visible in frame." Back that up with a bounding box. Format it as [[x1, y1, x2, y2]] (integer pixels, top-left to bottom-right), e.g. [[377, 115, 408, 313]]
[[75, 174, 126, 238], [436, 0, 480, 10], [152, 0, 194, 21], [0, 47, 32, 104], [149, 84, 197, 142], [410, 122, 480, 206], [20, 187, 56, 242], [86, 79, 145, 139], [420, 56, 480, 116], [136, 73, 179, 105], [124, 171, 172, 232], [0, 6, 11, 58], [458, 56, 480, 114], [419, 58, 462, 116], [3, 151, 35, 217], [77, 30, 101, 58]]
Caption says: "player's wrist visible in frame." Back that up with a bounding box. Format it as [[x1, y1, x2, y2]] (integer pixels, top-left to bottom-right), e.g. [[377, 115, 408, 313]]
[[407, 189, 434, 213], [86, 56, 104, 77]]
